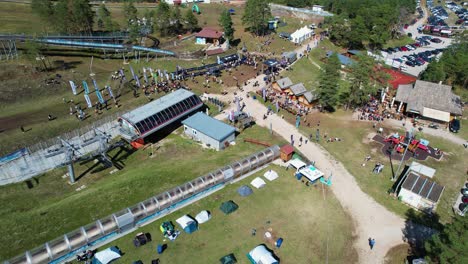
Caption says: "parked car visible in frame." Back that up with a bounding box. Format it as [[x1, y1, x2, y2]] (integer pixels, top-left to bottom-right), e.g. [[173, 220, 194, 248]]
[[431, 38, 442, 43], [449, 119, 460, 133], [406, 61, 415, 66], [400, 46, 409, 51]]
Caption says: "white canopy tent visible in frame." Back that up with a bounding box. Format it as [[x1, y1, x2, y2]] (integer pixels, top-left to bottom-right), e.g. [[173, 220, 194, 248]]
[[288, 159, 307, 171], [290, 26, 314, 44], [409, 161, 436, 178], [298, 164, 324, 182], [248, 245, 279, 264], [195, 210, 211, 224], [264, 170, 279, 181], [251, 177, 266, 189], [92, 247, 121, 264]]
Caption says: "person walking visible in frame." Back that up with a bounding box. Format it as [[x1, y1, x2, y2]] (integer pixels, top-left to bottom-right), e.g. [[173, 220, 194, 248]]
[[368, 238, 375, 250]]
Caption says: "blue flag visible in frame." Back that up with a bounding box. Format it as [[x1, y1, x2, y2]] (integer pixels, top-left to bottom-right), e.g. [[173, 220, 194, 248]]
[[92, 79, 105, 104], [82, 81, 90, 94]]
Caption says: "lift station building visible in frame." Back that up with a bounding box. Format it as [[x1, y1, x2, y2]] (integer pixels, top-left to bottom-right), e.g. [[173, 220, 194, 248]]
[[118, 89, 203, 146]]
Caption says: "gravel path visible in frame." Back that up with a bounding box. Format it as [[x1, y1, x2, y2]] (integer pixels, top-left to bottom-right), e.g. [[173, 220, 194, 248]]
[[240, 96, 406, 263]]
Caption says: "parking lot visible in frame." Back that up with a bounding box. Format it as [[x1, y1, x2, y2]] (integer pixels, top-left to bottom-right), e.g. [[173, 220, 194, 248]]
[[378, 5, 454, 77]]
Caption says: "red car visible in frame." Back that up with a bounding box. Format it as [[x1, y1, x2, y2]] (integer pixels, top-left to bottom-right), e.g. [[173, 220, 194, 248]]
[[413, 42, 421, 47], [400, 46, 408, 51]]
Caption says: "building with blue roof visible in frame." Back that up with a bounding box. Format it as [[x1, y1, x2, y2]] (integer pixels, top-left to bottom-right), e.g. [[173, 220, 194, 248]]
[[326, 51, 355, 66], [182, 112, 236, 151]]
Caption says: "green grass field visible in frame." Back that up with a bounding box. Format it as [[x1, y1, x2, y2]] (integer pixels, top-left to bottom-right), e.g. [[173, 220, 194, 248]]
[[383, 36, 415, 49], [283, 56, 321, 89], [71, 165, 357, 264], [0, 125, 287, 260]]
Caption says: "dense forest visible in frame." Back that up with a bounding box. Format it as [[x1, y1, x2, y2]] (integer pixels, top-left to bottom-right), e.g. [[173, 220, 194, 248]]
[[272, 0, 416, 49]]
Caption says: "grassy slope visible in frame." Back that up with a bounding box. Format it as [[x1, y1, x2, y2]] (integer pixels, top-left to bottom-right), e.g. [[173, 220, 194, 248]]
[[71, 165, 357, 264], [284, 56, 321, 89], [0, 126, 286, 260]]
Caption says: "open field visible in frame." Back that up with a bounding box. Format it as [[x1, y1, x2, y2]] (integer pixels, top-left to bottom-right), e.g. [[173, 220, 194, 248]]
[[71, 165, 357, 264], [0, 125, 287, 260], [0, 2, 46, 34], [283, 56, 321, 89]]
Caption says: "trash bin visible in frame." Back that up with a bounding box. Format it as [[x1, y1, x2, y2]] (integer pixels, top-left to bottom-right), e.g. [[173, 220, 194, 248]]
[[157, 244, 165, 254], [276, 238, 283, 248], [252, 95, 257, 100]]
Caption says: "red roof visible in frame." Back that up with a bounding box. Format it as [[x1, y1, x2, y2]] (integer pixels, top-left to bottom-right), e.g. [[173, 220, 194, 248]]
[[280, 144, 294, 155], [206, 48, 224, 56], [383, 68, 417, 89], [195, 28, 223, 39]]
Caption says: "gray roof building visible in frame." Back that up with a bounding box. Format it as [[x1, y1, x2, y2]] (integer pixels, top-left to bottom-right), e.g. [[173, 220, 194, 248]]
[[275, 77, 293, 90], [303, 90, 319, 103], [395, 80, 462, 121], [182, 112, 236, 142], [290, 83, 307, 96], [401, 172, 444, 203]]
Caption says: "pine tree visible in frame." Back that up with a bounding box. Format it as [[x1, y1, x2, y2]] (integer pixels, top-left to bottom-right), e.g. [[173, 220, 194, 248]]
[[170, 6, 183, 34], [155, 1, 171, 36], [425, 216, 468, 263], [70, 0, 95, 34], [346, 54, 377, 108], [219, 9, 235, 42], [31, 0, 53, 25], [318, 53, 341, 111], [242, 0, 271, 36], [184, 8, 199, 33], [123, 0, 138, 26], [97, 4, 115, 32]]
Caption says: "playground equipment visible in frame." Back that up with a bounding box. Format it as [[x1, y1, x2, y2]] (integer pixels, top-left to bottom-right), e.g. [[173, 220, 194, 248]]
[[5, 146, 280, 264]]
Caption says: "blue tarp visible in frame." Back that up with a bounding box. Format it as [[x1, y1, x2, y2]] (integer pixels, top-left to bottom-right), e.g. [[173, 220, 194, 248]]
[[326, 51, 355, 66]]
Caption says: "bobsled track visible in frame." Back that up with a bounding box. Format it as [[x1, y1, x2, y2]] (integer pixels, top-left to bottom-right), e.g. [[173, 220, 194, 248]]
[[4, 146, 280, 264], [0, 34, 175, 56]]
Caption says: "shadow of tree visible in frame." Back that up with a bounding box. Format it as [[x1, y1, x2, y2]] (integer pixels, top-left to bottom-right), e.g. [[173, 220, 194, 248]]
[[402, 208, 442, 257]]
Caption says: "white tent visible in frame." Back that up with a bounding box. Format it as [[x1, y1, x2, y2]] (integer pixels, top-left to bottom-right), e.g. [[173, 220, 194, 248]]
[[290, 26, 314, 44], [176, 215, 198, 234], [92, 247, 121, 264], [298, 164, 324, 182], [409, 161, 436, 178], [195, 210, 211, 224], [248, 245, 279, 264], [288, 159, 307, 171], [251, 177, 266, 189], [263, 170, 279, 181]]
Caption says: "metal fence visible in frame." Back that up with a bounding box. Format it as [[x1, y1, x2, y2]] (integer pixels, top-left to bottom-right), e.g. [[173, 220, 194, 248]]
[[0, 111, 126, 185]]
